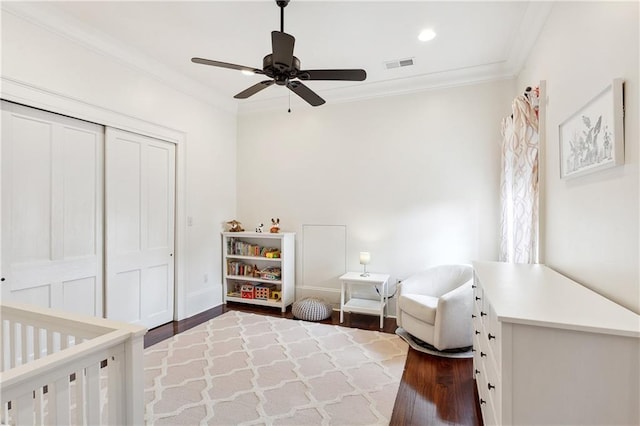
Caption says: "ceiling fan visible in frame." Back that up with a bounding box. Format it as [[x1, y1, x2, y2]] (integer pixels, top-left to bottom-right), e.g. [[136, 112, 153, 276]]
[[191, 0, 367, 107]]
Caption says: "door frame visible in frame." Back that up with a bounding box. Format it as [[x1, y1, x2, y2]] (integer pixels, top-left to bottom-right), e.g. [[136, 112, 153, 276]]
[[1, 77, 188, 321]]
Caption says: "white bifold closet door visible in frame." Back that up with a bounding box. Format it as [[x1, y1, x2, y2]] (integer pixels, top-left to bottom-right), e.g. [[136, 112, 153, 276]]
[[105, 128, 175, 329], [1, 101, 104, 316]]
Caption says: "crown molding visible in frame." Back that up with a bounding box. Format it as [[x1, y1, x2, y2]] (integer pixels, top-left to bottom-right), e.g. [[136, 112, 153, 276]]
[[237, 61, 516, 114]]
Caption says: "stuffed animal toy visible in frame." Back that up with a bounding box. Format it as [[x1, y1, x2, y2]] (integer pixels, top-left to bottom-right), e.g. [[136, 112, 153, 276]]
[[270, 218, 280, 233], [256, 223, 264, 233], [226, 220, 244, 232]]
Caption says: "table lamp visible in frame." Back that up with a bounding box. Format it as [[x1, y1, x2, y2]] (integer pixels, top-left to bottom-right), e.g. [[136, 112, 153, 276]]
[[359, 252, 370, 277]]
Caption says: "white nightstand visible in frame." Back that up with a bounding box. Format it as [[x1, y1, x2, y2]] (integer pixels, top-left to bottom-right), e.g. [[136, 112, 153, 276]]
[[339, 272, 390, 328]]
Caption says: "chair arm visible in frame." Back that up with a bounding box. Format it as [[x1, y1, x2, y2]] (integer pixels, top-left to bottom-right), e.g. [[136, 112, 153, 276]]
[[433, 279, 474, 349]]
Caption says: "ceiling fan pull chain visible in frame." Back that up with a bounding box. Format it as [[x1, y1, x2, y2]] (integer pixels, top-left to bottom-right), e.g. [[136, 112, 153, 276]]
[[288, 90, 291, 113]]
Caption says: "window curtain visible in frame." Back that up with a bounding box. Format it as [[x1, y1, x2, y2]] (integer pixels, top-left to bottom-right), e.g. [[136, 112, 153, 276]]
[[499, 88, 539, 264]]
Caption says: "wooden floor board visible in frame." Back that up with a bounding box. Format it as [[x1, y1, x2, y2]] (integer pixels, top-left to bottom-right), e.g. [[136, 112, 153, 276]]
[[145, 302, 482, 425]]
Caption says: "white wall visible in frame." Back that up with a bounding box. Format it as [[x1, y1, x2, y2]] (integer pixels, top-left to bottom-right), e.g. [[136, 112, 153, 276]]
[[237, 79, 514, 306], [517, 1, 639, 313], [1, 10, 237, 319]]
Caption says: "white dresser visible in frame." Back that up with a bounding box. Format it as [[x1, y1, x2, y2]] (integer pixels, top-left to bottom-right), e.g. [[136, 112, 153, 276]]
[[472, 261, 640, 426]]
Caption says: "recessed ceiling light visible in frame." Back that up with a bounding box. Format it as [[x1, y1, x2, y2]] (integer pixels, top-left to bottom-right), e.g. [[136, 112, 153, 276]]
[[418, 28, 437, 42], [241, 70, 255, 76]]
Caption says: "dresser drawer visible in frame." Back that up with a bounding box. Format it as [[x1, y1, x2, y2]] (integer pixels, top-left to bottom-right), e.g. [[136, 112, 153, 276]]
[[476, 361, 499, 426], [483, 299, 502, 369], [472, 275, 484, 310]]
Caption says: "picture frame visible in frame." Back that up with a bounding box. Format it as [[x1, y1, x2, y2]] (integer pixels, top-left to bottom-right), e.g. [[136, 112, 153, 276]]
[[559, 78, 624, 179]]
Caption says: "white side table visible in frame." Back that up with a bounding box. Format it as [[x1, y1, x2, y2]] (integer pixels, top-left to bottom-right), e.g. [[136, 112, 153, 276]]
[[339, 272, 390, 328]]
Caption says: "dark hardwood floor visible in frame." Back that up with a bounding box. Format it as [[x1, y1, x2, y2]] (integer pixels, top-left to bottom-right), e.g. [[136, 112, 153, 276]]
[[145, 303, 482, 426]]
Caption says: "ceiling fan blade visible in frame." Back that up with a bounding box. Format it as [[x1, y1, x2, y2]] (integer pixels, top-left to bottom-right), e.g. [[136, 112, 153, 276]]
[[271, 31, 295, 70], [191, 57, 263, 75], [234, 80, 275, 99], [298, 69, 367, 81], [286, 81, 325, 106]]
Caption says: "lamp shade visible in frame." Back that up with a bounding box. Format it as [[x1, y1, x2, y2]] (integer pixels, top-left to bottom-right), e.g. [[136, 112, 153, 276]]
[[359, 252, 371, 265]]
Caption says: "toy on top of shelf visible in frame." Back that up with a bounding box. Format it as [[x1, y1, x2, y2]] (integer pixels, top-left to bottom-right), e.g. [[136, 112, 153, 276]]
[[270, 218, 280, 233], [226, 220, 244, 232], [256, 223, 264, 233]]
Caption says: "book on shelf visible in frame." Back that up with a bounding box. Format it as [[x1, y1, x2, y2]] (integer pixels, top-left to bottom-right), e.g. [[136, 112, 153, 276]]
[[227, 260, 258, 277], [226, 260, 282, 281], [227, 237, 280, 258]]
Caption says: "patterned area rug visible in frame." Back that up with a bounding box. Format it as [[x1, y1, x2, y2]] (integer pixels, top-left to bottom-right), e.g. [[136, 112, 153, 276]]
[[144, 311, 408, 425]]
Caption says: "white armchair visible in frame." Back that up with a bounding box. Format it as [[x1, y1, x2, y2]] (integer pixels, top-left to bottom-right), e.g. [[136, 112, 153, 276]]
[[396, 264, 473, 351]]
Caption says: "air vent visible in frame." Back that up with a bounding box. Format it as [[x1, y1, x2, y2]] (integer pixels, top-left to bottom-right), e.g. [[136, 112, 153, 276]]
[[384, 57, 414, 70]]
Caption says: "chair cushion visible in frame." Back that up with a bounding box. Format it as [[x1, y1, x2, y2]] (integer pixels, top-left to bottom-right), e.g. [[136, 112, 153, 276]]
[[399, 294, 438, 325]]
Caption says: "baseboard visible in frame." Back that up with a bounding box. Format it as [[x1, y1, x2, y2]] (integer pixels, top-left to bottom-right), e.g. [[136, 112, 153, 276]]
[[184, 287, 221, 319]]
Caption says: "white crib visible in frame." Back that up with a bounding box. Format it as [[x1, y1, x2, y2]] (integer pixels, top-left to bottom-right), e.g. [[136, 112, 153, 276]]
[[0, 301, 146, 425]]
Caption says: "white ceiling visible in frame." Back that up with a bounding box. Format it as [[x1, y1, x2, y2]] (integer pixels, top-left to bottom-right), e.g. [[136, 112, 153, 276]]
[[5, 1, 552, 113]]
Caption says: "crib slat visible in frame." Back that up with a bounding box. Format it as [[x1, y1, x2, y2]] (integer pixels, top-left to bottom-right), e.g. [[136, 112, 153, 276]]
[[0, 320, 5, 372], [1, 401, 10, 425], [34, 327, 42, 360], [60, 333, 69, 350], [47, 330, 54, 356], [20, 323, 27, 365], [86, 364, 101, 425], [107, 355, 125, 424], [14, 392, 33, 425], [34, 387, 44, 425], [75, 369, 85, 425], [9, 321, 17, 368], [49, 374, 71, 426]]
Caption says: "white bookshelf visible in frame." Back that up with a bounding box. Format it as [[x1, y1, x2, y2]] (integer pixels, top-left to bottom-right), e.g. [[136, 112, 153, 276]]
[[222, 231, 295, 312]]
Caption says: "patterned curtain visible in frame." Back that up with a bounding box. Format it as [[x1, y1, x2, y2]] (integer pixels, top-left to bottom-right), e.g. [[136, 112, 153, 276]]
[[499, 90, 539, 263]]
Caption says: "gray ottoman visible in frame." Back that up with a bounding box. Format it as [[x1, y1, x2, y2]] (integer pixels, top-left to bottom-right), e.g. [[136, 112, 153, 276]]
[[292, 297, 333, 321]]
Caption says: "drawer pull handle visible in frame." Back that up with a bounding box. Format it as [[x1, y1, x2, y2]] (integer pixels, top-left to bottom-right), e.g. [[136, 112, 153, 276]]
[[488, 333, 496, 340], [471, 314, 476, 318], [472, 347, 476, 352], [488, 383, 495, 391], [480, 352, 487, 358], [480, 398, 486, 405], [475, 330, 480, 335], [475, 296, 481, 301], [480, 311, 487, 317], [472, 284, 477, 289], [475, 369, 480, 375]]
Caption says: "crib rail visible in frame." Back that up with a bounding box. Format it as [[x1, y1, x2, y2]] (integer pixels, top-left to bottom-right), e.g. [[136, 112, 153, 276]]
[[0, 301, 146, 425]]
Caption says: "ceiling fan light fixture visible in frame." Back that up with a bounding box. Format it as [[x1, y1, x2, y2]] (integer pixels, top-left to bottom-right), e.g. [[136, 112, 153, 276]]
[[418, 28, 437, 42]]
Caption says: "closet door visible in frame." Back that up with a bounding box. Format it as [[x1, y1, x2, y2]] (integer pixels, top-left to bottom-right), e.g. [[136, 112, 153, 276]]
[[105, 128, 175, 329], [1, 101, 104, 316]]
